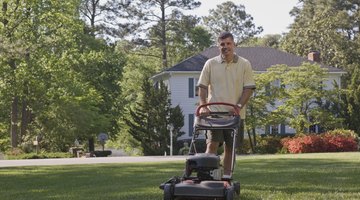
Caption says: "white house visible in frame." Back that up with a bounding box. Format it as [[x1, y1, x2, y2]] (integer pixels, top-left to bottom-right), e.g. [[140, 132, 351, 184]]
[[151, 46, 346, 140]]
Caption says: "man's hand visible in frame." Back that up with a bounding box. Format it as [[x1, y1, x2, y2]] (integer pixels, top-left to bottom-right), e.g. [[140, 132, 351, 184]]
[[229, 104, 241, 115], [199, 107, 211, 116]]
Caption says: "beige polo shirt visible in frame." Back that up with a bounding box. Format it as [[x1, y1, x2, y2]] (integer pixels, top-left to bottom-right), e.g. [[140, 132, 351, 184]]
[[197, 54, 256, 119]]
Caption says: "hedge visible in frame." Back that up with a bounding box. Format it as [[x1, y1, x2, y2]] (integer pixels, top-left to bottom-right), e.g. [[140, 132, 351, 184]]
[[281, 129, 358, 153]]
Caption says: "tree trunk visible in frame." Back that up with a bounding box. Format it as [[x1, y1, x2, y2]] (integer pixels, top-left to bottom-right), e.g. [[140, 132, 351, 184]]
[[237, 119, 245, 149], [247, 128, 254, 153], [11, 96, 19, 148], [160, 1, 167, 68], [3, 0, 19, 148], [20, 98, 28, 143], [252, 127, 257, 146], [88, 137, 95, 152]]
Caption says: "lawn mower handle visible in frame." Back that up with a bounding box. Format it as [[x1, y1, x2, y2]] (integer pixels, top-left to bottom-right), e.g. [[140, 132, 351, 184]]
[[195, 102, 240, 116]]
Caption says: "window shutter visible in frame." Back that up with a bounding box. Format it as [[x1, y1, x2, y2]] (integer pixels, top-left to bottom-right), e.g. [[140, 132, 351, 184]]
[[281, 124, 286, 134], [189, 78, 194, 98], [188, 114, 194, 136]]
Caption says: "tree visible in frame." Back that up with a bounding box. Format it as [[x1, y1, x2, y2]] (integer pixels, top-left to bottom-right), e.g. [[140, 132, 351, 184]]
[[149, 12, 212, 66], [254, 64, 343, 134], [114, 45, 163, 155], [79, 0, 140, 41], [246, 64, 285, 142], [0, 0, 86, 148], [169, 105, 185, 137], [202, 1, 263, 44], [0, 0, 123, 152], [117, 42, 162, 105], [281, 0, 360, 134], [124, 79, 184, 155], [241, 34, 282, 49], [72, 43, 126, 140], [132, 0, 201, 68], [279, 64, 342, 133]]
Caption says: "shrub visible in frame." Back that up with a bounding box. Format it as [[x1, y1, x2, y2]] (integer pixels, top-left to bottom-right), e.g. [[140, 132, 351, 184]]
[[238, 138, 253, 154], [178, 144, 190, 155], [281, 131, 358, 153], [281, 134, 326, 153], [190, 139, 207, 153], [323, 134, 358, 152], [6, 152, 72, 160], [326, 129, 358, 138], [0, 138, 10, 152], [5, 148, 24, 157], [255, 136, 282, 154]]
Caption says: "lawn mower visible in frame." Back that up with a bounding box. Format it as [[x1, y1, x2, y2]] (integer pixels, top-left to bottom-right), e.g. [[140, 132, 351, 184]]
[[160, 102, 241, 200]]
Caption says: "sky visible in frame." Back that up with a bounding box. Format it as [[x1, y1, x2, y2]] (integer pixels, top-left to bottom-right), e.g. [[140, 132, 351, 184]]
[[188, 0, 300, 36]]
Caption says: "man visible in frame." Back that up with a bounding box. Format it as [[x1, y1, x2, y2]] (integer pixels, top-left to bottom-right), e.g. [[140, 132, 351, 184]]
[[197, 32, 256, 178]]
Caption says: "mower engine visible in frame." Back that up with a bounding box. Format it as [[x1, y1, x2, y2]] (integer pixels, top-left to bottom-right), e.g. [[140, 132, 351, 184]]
[[185, 153, 221, 180]]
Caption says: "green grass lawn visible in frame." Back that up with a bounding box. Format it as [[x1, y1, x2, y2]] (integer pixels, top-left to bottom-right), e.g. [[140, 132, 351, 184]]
[[1, 152, 360, 200]]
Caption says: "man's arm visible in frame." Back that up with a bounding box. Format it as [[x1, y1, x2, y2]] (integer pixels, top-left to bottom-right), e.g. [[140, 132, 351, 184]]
[[237, 88, 254, 109], [198, 86, 210, 115], [198, 86, 208, 105]]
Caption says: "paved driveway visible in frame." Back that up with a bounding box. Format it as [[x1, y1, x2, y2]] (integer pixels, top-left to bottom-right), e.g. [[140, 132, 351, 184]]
[[0, 156, 187, 168]]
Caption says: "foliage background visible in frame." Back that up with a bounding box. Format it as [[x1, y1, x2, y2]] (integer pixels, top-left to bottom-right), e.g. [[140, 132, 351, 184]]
[[1, 0, 360, 156]]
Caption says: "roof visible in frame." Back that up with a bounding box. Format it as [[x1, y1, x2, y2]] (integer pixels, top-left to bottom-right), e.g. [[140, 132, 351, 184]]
[[165, 54, 209, 71], [164, 46, 344, 73]]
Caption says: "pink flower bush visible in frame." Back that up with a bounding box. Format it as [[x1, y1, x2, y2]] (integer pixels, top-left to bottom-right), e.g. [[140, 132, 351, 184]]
[[281, 131, 358, 153]]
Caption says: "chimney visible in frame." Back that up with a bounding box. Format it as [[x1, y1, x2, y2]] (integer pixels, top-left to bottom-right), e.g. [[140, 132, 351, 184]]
[[308, 51, 321, 62]]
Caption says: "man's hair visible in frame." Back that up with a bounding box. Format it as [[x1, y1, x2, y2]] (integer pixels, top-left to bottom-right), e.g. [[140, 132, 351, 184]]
[[218, 32, 234, 42]]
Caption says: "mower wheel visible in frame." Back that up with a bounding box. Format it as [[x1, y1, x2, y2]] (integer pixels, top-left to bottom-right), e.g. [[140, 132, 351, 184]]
[[163, 183, 174, 200], [185, 161, 191, 177], [225, 186, 234, 200], [233, 181, 240, 195]]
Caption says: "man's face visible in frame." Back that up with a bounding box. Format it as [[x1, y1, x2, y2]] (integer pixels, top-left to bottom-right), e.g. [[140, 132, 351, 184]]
[[218, 37, 235, 57]]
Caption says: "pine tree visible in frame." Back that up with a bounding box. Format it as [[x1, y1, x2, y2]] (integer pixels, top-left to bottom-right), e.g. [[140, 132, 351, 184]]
[[124, 78, 184, 155]]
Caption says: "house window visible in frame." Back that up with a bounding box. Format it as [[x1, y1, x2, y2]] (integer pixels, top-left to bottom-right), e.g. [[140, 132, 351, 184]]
[[309, 116, 321, 133], [265, 79, 284, 96], [309, 124, 321, 133], [318, 81, 323, 90], [154, 81, 159, 89], [266, 124, 279, 135], [188, 78, 199, 98], [273, 79, 281, 88], [271, 125, 279, 134], [188, 114, 194, 136], [265, 84, 271, 96]]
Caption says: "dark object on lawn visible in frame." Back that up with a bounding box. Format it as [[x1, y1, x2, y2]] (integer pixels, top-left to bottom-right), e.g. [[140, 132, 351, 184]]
[[160, 102, 241, 200], [92, 150, 112, 157]]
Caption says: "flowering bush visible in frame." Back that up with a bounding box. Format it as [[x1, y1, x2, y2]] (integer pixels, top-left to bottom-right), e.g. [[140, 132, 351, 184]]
[[323, 134, 358, 152], [281, 130, 358, 153], [281, 134, 325, 153]]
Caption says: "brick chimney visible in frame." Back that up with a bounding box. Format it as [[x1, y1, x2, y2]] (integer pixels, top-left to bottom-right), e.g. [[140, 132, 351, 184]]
[[308, 51, 321, 62]]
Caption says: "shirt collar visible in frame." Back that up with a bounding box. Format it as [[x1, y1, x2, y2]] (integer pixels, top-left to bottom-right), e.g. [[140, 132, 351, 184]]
[[219, 54, 239, 64]]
